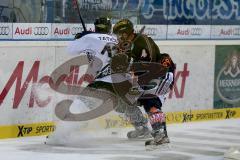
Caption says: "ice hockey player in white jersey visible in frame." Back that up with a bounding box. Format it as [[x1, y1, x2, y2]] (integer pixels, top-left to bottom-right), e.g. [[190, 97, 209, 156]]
[[67, 17, 175, 150], [68, 17, 118, 83], [67, 17, 151, 142], [46, 17, 118, 145]]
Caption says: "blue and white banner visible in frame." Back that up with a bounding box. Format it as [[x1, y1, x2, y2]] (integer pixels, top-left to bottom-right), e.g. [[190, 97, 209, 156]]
[[1, 23, 240, 40], [211, 25, 240, 39], [51, 24, 84, 40], [105, 0, 240, 25], [167, 25, 211, 40], [13, 23, 52, 40]]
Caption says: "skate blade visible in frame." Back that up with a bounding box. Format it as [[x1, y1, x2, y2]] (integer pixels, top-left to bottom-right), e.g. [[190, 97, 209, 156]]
[[145, 143, 171, 151], [127, 135, 152, 141], [128, 135, 152, 141]]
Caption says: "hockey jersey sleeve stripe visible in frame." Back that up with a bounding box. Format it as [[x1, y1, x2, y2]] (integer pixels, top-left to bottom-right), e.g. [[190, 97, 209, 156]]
[[156, 72, 173, 96]]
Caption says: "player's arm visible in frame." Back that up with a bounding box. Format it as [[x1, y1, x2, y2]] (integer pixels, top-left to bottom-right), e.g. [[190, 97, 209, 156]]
[[157, 53, 176, 93]]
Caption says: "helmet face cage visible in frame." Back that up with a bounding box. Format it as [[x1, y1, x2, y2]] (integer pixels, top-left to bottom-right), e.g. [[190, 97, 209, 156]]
[[94, 17, 112, 34], [113, 19, 134, 35]]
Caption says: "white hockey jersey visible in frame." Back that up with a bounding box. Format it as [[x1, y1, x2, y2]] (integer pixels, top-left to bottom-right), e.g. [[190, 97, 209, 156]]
[[67, 33, 119, 83]]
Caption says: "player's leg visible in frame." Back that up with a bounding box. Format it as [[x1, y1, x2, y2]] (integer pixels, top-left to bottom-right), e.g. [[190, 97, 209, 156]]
[[125, 106, 151, 139], [143, 71, 174, 145], [115, 98, 151, 139], [141, 96, 170, 146]]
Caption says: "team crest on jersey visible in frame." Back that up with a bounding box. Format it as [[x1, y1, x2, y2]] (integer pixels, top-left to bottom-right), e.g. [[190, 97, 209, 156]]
[[141, 49, 148, 58], [139, 48, 151, 61]]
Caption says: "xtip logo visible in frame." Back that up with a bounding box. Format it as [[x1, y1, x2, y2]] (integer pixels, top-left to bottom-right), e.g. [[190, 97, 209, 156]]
[[17, 126, 32, 137], [225, 110, 236, 119], [182, 111, 193, 123]]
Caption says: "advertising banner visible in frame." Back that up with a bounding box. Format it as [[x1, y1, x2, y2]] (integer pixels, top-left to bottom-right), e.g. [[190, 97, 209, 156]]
[[1, 42, 239, 139], [51, 23, 87, 40], [1, 23, 240, 40], [104, 0, 240, 25], [5, 0, 231, 25], [0, 45, 94, 126], [86, 24, 95, 32], [12, 23, 52, 40], [211, 25, 240, 39], [167, 25, 211, 40], [134, 25, 167, 40], [0, 23, 12, 39], [0, 122, 55, 139], [52, 24, 97, 40], [0, 44, 216, 125], [159, 45, 215, 112], [214, 45, 240, 109], [75, 0, 240, 25], [165, 107, 240, 124], [0, 46, 55, 125]]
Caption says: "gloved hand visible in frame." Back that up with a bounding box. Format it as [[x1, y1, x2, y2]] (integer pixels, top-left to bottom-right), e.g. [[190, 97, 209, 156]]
[[111, 54, 129, 73], [74, 31, 93, 39]]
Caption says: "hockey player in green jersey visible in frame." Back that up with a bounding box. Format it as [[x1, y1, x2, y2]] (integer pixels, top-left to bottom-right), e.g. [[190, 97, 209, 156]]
[[113, 19, 175, 147]]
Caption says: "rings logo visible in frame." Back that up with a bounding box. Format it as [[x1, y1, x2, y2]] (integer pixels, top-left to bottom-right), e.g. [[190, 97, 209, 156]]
[[216, 51, 240, 104], [0, 26, 10, 35], [34, 27, 49, 35], [144, 27, 157, 36], [190, 28, 202, 36], [71, 27, 83, 35]]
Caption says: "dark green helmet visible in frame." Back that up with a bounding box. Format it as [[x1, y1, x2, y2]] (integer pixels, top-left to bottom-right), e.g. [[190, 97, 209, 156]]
[[113, 19, 134, 35], [94, 17, 111, 34]]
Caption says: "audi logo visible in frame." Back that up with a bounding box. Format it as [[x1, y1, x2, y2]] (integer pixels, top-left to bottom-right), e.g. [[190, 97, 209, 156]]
[[145, 28, 157, 36], [190, 28, 202, 36], [34, 27, 49, 35], [0, 26, 10, 35], [71, 27, 83, 35], [234, 28, 240, 36]]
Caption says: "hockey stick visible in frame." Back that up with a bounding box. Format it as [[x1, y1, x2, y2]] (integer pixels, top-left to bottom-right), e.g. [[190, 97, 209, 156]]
[[73, 0, 87, 31], [139, 25, 145, 35], [134, 25, 145, 41]]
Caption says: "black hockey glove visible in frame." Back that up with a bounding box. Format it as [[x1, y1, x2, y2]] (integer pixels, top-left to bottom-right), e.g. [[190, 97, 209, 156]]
[[74, 31, 93, 39]]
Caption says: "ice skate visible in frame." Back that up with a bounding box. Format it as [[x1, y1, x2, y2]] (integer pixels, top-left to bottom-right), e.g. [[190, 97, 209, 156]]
[[127, 125, 152, 140], [145, 131, 170, 151]]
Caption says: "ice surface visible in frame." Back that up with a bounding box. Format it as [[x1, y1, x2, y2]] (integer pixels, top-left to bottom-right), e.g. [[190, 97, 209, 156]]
[[0, 119, 239, 160]]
